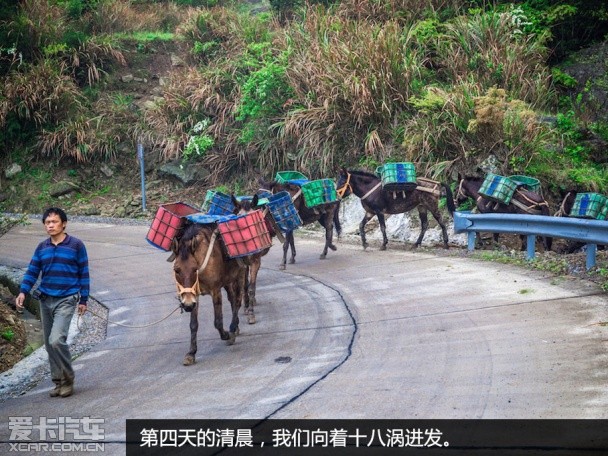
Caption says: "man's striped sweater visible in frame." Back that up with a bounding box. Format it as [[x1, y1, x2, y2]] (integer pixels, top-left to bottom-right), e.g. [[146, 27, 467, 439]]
[[20, 234, 90, 304]]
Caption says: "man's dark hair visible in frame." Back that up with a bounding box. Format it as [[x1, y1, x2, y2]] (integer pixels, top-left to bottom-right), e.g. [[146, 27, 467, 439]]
[[42, 207, 68, 224]]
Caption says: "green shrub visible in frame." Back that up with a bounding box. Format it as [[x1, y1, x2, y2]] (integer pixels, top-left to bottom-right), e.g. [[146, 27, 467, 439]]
[[1, 328, 14, 342]]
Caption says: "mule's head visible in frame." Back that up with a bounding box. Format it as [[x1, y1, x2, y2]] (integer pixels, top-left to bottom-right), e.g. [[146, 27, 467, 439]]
[[454, 175, 480, 207], [336, 168, 352, 198], [231, 194, 259, 215], [171, 226, 203, 311]]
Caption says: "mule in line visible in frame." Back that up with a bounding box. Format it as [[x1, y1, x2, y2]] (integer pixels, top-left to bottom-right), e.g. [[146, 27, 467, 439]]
[[336, 168, 455, 250], [259, 180, 341, 269], [454, 175, 552, 251], [230, 194, 277, 324], [171, 222, 246, 365]]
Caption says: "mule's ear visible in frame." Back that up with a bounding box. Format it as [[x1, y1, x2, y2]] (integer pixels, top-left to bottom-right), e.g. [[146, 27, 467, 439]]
[[167, 237, 179, 262], [252, 194, 259, 207], [231, 194, 239, 208], [190, 236, 199, 255]]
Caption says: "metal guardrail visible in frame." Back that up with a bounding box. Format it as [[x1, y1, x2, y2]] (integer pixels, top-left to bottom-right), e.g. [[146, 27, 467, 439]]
[[453, 211, 608, 270]]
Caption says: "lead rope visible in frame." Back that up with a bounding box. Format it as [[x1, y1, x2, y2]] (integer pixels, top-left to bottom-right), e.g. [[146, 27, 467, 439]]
[[77, 304, 181, 331]]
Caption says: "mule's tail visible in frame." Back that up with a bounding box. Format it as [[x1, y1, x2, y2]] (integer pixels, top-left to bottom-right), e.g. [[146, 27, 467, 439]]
[[442, 182, 456, 216], [334, 200, 342, 237]]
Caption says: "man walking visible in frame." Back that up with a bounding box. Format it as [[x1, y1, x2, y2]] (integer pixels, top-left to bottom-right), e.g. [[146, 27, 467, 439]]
[[15, 207, 89, 398]]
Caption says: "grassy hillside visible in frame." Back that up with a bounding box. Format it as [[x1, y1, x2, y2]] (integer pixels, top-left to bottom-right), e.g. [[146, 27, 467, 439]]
[[1, 0, 608, 216]]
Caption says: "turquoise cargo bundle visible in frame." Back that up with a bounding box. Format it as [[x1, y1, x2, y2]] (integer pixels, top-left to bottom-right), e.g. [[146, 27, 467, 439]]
[[275, 171, 309, 186], [376, 162, 417, 192], [570, 193, 608, 220], [203, 190, 235, 216], [479, 173, 518, 204], [266, 191, 302, 233], [509, 175, 541, 193], [301, 179, 338, 208]]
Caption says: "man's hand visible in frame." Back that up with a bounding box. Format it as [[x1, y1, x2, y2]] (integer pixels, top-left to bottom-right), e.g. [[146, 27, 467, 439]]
[[78, 304, 87, 316], [15, 292, 25, 310]]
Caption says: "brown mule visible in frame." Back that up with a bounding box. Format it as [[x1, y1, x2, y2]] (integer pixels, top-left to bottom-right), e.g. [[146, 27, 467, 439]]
[[171, 222, 247, 365]]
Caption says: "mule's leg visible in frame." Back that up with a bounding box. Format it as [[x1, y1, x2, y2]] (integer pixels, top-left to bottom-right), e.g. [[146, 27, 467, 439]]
[[431, 210, 450, 249], [413, 208, 429, 248], [359, 212, 375, 250], [243, 265, 251, 316], [280, 232, 291, 270], [211, 289, 230, 341], [377, 213, 388, 250], [320, 212, 336, 259], [324, 210, 338, 251], [289, 232, 296, 264], [245, 258, 260, 324], [183, 302, 198, 366], [225, 281, 242, 345], [519, 234, 527, 251]]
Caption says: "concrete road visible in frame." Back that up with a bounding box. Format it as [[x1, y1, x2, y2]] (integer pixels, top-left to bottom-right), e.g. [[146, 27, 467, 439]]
[[0, 219, 607, 454]]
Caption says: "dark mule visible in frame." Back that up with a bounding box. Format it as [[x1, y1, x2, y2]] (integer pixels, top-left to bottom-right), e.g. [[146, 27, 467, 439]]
[[259, 180, 341, 269], [336, 168, 456, 250], [554, 190, 605, 253], [171, 222, 247, 365], [230, 194, 276, 325], [554, 190, 577, 218], [454, 175, 552, 251]]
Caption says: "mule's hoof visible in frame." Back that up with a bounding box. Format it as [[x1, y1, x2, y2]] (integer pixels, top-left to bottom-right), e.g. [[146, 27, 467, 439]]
[[329, 244, 337, 251], [319, 254, 326, 260], [279, 263, 286, 270], [248, 315, 256, 325], [380, 245, 387, 251], [362, 243, 368, 250], [183, 355, 195, 366], [289, 258, 296, 264], [220, 332, 230, 341], [227, 332, 237, 345]]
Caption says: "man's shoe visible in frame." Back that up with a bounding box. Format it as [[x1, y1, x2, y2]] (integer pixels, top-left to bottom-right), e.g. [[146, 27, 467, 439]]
[[49, 382, 61, 398], [59, 378, 74, 398]]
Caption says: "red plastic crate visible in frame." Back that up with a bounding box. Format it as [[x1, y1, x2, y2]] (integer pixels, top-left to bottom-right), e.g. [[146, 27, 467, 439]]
[[146, 202, 199, 251], [218, 210, 272, 258]]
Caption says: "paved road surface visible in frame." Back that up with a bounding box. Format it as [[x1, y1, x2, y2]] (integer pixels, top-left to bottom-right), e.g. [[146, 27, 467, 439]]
[[0, 219, 607, 454]]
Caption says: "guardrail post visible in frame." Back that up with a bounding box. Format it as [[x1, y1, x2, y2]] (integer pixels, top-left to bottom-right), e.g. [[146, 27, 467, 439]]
[[467, 232, 476, 251], [137, 143, 146, 212], [586, 244, 597, 270], [526, 235, 536, 261]]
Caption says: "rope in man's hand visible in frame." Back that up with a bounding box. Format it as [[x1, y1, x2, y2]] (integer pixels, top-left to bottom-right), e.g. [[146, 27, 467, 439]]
[[76, 305, 181, 332]]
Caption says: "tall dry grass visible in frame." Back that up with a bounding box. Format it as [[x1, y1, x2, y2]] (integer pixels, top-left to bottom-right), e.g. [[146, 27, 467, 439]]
[[82, 0, 188, 35], [401, 84, 550, 178], [276, 6, 425, 173], [38, 93, 139, 162], [135, 67, 236, 161], [0, 60, 82, 128], [434, 10, 553, 107], [7, 0, 67, 59], [336, 0, 468, 23]]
